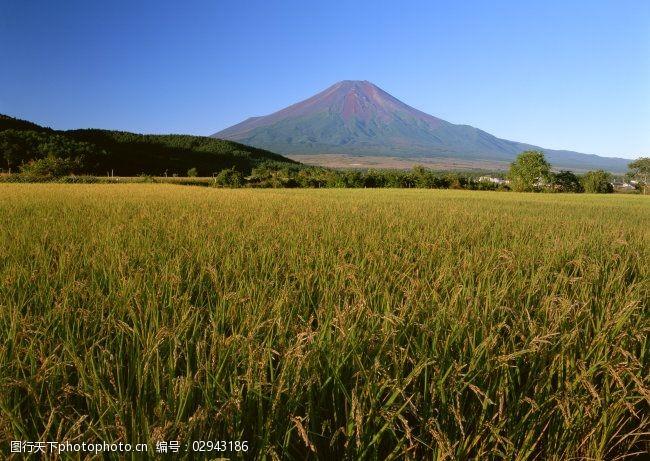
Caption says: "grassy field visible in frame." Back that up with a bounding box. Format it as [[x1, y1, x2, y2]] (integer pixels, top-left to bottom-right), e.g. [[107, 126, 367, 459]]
[[286, 153, 510, 171], [0, 184, 648, 459]]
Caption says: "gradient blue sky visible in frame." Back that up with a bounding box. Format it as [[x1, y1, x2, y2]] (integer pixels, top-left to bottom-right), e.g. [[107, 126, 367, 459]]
[[1, 0, 648, 158]]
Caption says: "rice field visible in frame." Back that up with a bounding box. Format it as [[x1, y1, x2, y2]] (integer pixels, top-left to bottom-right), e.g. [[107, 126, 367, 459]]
[[0, 184, 648, 459]]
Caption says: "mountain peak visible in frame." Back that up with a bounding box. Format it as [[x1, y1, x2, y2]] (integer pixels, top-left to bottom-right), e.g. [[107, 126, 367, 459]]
[[212, 82, 629, 172], [212, 79, 450, 148], [328, 80, 390, 100], [334, 79, 375, 88], [219, 80, 438, 130]]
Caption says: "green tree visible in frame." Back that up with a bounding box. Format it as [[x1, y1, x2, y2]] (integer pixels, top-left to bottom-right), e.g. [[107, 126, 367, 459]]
[[551, 170, 583, 193], [444, 173, 467, 190], [19, 156, 80, 178], [187, 167, 198, 177], [628, 157, 649, 194], [508, 151, 551, 192], [362, 170, 385, 188], [0, 129, 104, 173], [213, 167, 244, 187], [581, 170, 613, 193], [412, 165, 440, 188], [0, 131, 33, 169]]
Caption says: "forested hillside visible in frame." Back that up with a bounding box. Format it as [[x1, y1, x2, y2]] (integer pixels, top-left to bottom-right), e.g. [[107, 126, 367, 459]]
[[0, 114, 296, 176], [0, 114, 53, 132]]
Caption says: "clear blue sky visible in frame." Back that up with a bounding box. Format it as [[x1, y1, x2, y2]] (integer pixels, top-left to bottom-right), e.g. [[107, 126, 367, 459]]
[[1, 0, 648, 158]]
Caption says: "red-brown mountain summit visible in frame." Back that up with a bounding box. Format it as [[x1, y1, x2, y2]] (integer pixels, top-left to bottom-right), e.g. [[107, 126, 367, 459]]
[[213, 81, 628, 171]]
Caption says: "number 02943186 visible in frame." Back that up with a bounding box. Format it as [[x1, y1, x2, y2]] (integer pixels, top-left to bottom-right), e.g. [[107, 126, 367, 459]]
[[191, 440, 249, 452]]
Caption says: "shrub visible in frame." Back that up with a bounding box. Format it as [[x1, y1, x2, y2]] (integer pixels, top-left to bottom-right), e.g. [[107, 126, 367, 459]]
[[551, 170, 584, 193], [581, 170, 614, 193], [213, 167, 244, 187], [19, 156, 80, 178], [444, 173, 467, 189]]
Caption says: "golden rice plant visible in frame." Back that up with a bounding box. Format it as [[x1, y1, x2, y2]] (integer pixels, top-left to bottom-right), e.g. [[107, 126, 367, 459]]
[[0, 184, 648, 459]]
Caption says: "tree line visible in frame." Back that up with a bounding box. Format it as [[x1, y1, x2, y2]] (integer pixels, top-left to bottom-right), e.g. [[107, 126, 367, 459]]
[[1, 118, 647, 193], [210, 152, 647, 193], [507, 150, 648, 193]]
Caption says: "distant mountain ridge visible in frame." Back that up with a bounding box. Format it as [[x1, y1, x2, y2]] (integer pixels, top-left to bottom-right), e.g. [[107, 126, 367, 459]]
[[213, 80, 630, 172]]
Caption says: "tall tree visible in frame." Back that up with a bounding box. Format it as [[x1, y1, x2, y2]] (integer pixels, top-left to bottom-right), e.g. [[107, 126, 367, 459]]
[[551, 170, 583, 193], [628, 157, 649, 194], [508, 151, 551, 192], [581, 170, 614, 193]]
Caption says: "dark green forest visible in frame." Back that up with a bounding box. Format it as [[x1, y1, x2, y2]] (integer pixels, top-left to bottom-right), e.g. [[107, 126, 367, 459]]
[[0, 114, 296, 176]]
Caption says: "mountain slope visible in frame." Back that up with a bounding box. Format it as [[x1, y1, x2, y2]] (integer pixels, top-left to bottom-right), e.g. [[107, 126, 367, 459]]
[[0, 114, 54, 133], [213, 81, 629, 172], [0, 114, 296, 175]]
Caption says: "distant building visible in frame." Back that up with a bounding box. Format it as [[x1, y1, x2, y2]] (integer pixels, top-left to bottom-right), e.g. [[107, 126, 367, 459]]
[[478, 176, 510, 185], [611, 181, 636, 191]]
